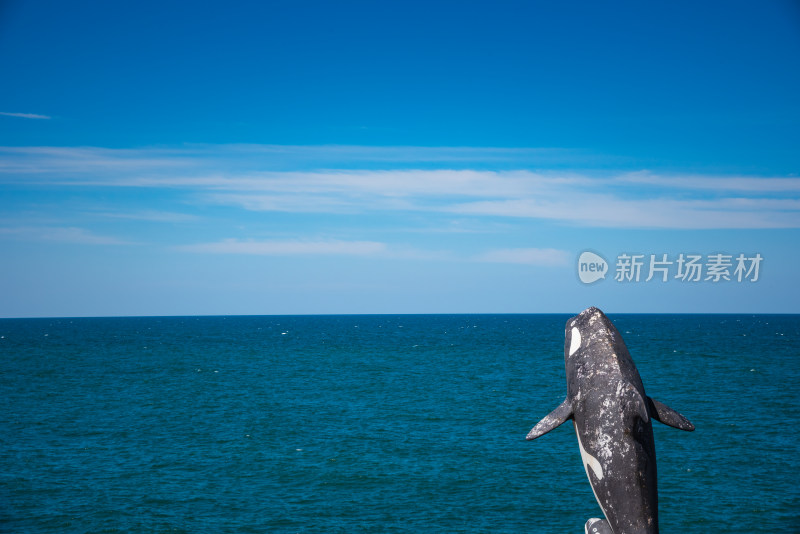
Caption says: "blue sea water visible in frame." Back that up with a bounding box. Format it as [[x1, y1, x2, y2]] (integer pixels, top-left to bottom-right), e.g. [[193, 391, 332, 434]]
[[1, 314, 798, 533]]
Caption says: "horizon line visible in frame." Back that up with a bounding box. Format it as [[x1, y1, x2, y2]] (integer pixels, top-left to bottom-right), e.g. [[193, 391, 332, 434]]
[[2, 311, 798, 320]]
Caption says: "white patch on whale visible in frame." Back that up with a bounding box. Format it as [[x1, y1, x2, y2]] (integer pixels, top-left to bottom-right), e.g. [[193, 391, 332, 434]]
[[569, 327, 582, 356], [575, 422, 609, 526], [576, 426, 604, 481]]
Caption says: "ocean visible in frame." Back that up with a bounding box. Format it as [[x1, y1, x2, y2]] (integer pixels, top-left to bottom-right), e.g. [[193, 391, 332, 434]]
[[1, 314, 798, 533]]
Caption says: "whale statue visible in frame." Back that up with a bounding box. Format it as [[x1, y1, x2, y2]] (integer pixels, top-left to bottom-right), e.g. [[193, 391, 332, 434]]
[[526, 307, 694, 534]]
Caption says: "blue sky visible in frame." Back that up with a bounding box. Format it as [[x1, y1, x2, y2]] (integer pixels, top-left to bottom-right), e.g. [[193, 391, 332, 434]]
[[1, 1, 799, 317]]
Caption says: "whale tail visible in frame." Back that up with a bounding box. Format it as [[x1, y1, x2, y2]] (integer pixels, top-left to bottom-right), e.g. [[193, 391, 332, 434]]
[[584, 518, 613, 534]]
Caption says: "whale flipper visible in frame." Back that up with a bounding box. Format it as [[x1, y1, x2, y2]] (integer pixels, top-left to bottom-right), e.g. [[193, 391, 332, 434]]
[[584, 518, 613, 534], [526, 398, 573, 440], [647, 397, 695, 431]]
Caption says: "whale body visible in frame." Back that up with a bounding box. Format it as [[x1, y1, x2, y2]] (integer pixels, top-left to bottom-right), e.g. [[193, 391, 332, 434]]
[[526, 307, 694, 534]]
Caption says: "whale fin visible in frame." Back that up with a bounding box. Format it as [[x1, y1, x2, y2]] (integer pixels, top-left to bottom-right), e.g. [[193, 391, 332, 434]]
[[526, 398, 573, 440], [647, 397, 695, 431]]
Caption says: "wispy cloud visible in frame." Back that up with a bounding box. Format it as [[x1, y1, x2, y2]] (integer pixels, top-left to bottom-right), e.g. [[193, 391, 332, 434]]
[[447, 196, 800, 229], [200, 170, 800, 228], [474, 248, 571, 266], [1, 144, 798, 229], [0, 112, 51, 120], [179, 239, 387, 256], [0, 145, 589, 177], [177, 238, 566, 265], [178, 238, 459, 261], [616, 171, 800, 193], [92, 210, 199, 223], [0, 146, 193, 176], [0, 226, 132, 245]]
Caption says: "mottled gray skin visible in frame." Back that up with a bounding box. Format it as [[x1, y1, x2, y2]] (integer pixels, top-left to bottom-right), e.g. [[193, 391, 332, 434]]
[[527, 307, 694, 534]]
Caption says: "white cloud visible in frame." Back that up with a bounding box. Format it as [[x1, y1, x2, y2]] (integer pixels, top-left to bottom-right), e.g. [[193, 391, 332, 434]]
[[0, 226, 132, 245], [0, 145, 583, 180], [448, 195, 800, 229], [617, 171, 800, 193], [93, 210, 199, 223], [475, 248, 571, 266], [1, 144, 798, 229], [0, 146, 196, 177], [179, 239, 387, 256], [0, 112, 51, 120], [206, 193, 366, 213], [177, 238, 458, 261]]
